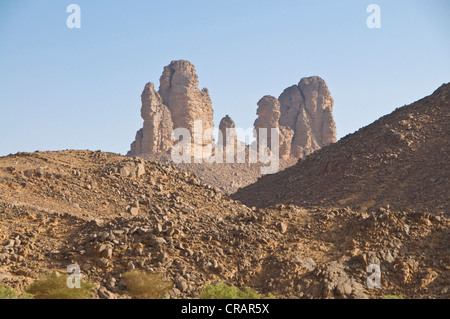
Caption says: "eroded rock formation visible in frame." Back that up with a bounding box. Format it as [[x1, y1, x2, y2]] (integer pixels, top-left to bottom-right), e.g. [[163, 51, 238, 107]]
[[253, 76, 337, 159], [129, 83, 174, 156], [253, 96, 281, 152], [128, 60, 214, 157], [129, 62, 336, 172], [159, 60, 214, 148], [278, 76, 337, 157], [218, 115, 236, 147]]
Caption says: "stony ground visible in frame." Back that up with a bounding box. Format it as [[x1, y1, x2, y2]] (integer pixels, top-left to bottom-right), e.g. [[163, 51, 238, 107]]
[[140, 151, 297, 194], [0, 150, 448, 299]]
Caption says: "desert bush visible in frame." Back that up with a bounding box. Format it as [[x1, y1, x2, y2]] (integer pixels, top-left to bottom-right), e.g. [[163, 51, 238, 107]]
[[0, 285, 17, 299], [0, 285, 33, 299], [200, 281, 276, 299], [26, 273, 94, 299], [122, 270, 172, 299], [382, 294, 405, 299]]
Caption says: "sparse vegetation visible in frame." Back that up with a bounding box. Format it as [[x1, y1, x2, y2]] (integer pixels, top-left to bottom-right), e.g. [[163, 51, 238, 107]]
[[122, 270, 172, 299], [382, 294, 405, 299], [200, 281, 276, 299], [0, 285, 17, 299], [0, 285, 33, 299], [26, 273, 95, 299]]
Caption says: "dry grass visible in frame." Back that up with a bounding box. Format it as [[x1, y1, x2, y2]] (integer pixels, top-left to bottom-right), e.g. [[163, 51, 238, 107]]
[[26, 273, 95, 299], [200, 281, 276, 299], [122, 270, 172, 299], [0, 285, 33, 299]]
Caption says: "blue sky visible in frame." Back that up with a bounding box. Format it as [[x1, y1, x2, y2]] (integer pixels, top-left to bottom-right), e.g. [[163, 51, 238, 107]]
[[0, 0, 449, 156]]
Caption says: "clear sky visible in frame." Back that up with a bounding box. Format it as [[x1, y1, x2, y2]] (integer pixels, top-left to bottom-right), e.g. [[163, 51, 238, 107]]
[[0, 0, 449, 156]]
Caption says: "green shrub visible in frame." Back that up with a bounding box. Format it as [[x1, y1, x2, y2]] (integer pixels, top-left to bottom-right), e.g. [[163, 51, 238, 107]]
[[382, 294, 405, 299], [21, 291, 34, 299], [0, 285, 17, 299], [200, 281, 276, 299], [26, 273, 95, 299], [122, 270, 172, 299], [0, 285, 33, 299]]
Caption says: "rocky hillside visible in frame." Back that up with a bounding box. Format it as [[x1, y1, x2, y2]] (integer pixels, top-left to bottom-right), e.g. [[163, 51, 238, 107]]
[[0, 150, 448, 299], [141, 152, 297, 194], [233, 83, 450, 215]]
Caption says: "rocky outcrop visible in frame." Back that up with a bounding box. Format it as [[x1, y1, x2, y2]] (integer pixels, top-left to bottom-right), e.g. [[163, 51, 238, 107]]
[[128, 60, 214, 157], [278, 76, 337, 157], [218, 115, 236, 147], [253, 76, 336, 159], [129, 83, 174, 156], [253, 96, 281, 151], [218, 115, 250, 164], [254, 96, 281, 129], [159, 60, 214, 149], [130, 61, 335, 163], [278, 126, 294, 159]]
